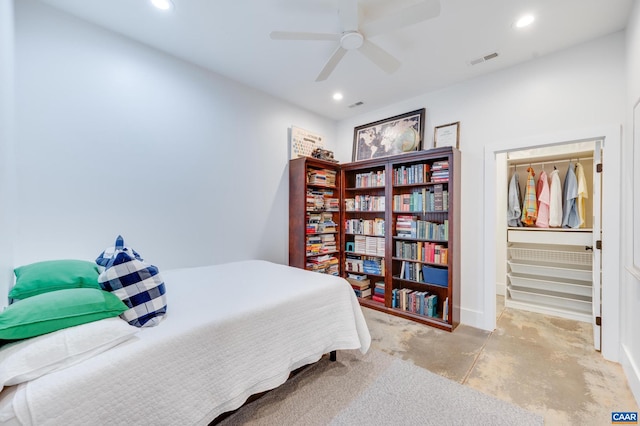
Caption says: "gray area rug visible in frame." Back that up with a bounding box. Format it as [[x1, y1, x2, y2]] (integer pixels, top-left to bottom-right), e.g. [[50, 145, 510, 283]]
[[218, 349, 543, 425]]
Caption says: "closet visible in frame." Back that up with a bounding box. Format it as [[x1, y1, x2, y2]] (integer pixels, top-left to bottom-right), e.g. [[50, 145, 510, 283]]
[[503, 140, 602, 350]]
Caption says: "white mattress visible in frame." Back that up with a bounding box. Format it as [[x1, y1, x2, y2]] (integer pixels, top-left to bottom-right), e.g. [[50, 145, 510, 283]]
[[0, 260, 371, 425]]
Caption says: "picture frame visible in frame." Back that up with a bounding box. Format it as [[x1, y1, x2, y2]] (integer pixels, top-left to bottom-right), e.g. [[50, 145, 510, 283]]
[[290, 126, 324, 160], [352, 108, 425, 161], [434, 121, 460, 149]]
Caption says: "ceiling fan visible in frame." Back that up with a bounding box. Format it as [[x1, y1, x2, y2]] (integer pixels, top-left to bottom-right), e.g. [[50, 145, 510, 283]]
[[269, 0, 440, 82]]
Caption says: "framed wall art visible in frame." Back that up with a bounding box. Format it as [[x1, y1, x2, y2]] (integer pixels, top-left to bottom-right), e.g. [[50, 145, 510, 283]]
[[290, 126, 324, 160], [352, 108, 425, 161], [434, 121, 460, 149]]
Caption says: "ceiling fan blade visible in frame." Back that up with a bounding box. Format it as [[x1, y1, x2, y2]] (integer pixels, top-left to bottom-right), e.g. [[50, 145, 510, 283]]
[[270, 31, 340, 41], [360, 0, 440, 38], [316, 46, 348, 82], [357, 40, 400, 74], [338, 0, 359, 32]]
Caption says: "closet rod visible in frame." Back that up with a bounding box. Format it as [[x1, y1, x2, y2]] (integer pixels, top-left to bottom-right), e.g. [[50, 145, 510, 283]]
[[510, 157, 593, 169]]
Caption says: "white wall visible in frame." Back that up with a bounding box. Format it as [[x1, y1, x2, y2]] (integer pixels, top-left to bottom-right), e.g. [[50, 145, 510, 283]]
[[336, 32, 626, 331], [621, 0, 640, 404], [0, 0, 16, 307], [13, 0, 336, 271]]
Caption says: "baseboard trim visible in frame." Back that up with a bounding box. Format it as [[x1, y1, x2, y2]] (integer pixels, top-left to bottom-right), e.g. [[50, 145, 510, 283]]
[[621, 344, 640, 407], [496, 282, 506, 297], [460, 307, 493, 332]]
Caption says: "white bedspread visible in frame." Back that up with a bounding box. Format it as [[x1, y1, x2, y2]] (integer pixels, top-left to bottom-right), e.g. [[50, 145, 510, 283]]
[[3, 260, 371, 425]]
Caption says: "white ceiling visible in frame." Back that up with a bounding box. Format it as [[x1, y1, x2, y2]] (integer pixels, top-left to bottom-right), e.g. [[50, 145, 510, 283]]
[[39, 0, 633, 121]]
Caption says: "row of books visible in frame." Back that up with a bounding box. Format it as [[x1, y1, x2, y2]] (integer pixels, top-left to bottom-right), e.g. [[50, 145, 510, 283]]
[[396, 262, 449, 286], [306, 233, 336, 255], [395, 241, 448, 265], [431, 161, 449, 183], [354, 170, 385, 188], [306, 212, 337, 234], [307, 168, 337, 186], [392, 185, 449, 212], [393, 163, 431, 185], [306, 254, 339, 275], [392, 288, 438, 317], [345, 254, 385, 275], [345, 195, 386, 212], [344, 218, 385, 236], [347, 274, 372, 299], [353, 235, 385, 256], [372, 281, 385, 303], [398, 260, 424, 282], [396, 216, 449, 240], [306, 189, 339, 212]]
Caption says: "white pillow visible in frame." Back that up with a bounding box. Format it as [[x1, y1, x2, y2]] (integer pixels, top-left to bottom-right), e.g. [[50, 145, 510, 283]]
[[0, 317, 138, 390]]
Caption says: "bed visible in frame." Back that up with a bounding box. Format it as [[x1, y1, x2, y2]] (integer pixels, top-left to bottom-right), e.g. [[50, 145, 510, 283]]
[[0, 259, 371, 425]]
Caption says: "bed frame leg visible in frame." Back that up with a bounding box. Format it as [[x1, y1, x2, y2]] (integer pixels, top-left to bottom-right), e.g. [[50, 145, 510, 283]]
[[330, 350, 336, 362]]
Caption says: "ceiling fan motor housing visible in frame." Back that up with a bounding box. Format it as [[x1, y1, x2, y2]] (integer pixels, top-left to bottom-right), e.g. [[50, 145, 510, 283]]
[[341, 31, 364, 50]]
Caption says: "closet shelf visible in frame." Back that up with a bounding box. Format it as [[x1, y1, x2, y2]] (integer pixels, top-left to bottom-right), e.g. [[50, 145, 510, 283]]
[[507, 273, 591, 297], [508, 259, 591, 281], [508, 286, 592, 314], [508, 247, 592, 266]]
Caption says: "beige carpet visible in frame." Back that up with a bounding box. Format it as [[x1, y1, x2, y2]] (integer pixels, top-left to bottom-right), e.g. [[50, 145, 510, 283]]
[[216, 349, 542, 425]]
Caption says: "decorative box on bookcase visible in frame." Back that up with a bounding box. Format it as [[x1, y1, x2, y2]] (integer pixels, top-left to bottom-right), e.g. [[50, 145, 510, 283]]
[[289, 157, 341, 276]]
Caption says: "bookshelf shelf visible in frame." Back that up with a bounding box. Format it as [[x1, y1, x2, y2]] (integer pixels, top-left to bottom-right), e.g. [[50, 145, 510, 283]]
[[290, 147, 460, 331]]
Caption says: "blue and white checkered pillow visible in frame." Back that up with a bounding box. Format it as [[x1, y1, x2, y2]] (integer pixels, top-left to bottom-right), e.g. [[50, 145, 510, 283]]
[[97, 236, 167, 328], [96, 235, 143, 268]]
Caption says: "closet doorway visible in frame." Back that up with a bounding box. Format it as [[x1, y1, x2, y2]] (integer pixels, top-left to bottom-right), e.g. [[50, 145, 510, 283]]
[[497, 140, 602, 351], [483, 126, 620, 361]]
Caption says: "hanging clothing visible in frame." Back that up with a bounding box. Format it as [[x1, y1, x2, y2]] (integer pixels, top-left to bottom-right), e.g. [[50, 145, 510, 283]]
[[575, 162, 589, 228], [548, 168, 563, 227], [507, 170, 523, 227], [535, 170, 550, 228], [521, 167, 538, 226], [561, 162, 580, 228]]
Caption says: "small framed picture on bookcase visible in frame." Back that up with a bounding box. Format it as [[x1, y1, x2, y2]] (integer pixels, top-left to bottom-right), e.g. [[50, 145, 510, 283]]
[[434, 122, 460, 149]]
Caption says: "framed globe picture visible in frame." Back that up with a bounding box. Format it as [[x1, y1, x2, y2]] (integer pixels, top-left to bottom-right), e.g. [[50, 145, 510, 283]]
[[352, 108, 425, 161]]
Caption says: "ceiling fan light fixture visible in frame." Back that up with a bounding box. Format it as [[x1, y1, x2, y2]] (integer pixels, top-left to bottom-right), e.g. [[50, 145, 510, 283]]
[[340, 31, 364, 50], [150, 0, 174, 11], [333, 92, 344, 101]]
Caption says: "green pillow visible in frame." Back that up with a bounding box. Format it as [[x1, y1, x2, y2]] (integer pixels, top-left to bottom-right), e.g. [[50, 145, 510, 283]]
[[0, 288, 128, 340], [10, 260, 100, 300]]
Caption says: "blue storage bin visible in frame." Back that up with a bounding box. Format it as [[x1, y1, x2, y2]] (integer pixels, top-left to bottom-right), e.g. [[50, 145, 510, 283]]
[[422, 266, 448, 287]]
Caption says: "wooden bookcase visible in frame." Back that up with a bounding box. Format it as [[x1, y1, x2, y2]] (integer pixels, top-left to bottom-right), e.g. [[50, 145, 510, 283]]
[[289, 157, 342, 276], [289, 147, 460, 331]]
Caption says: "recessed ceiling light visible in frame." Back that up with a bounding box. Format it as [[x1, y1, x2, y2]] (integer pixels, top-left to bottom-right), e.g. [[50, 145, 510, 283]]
[[151, 0, 173, 11], [333, 92, 344, 101], [515, 14, 535, 28]]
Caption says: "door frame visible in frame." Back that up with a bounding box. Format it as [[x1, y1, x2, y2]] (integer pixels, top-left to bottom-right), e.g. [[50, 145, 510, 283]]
[[483, 125, 621, 362]]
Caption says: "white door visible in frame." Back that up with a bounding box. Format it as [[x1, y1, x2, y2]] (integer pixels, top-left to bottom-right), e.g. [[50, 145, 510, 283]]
[[591, 140, 602, 351]]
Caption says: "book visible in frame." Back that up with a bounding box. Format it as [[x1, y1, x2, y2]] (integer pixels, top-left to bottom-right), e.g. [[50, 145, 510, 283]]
[[353, 288, 372, 298], [347, 273, 367, 280], [372, 294, 385, 303], [348, 278, 371, 289]]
